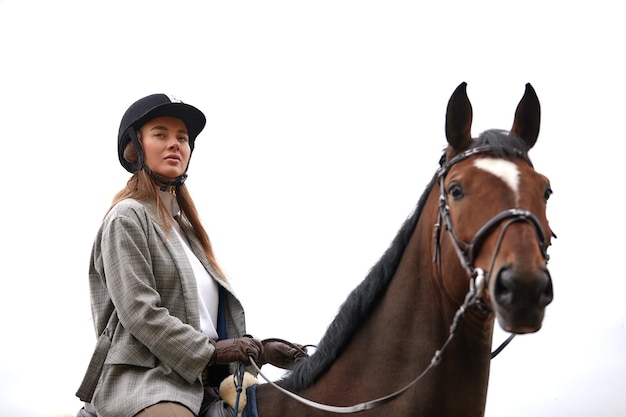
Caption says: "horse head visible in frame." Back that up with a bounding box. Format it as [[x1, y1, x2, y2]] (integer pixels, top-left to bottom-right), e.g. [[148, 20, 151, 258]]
[[440, 82, 554, 334]]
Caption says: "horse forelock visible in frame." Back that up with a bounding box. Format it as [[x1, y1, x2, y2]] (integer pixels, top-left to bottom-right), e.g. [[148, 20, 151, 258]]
[[474, 129, 533, 166], [283, 170, 440, 391]]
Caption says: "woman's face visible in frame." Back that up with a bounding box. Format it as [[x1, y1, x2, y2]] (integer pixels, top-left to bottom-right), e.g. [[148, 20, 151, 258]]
[[138, 116, 191, 181]]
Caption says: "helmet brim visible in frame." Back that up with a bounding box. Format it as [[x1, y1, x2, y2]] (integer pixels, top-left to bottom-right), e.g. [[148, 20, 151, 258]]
[[132, 102, 206, 143]]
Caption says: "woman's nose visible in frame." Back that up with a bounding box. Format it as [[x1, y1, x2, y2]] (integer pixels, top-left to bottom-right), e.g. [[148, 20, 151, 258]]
[[167, 136, 180, 149]]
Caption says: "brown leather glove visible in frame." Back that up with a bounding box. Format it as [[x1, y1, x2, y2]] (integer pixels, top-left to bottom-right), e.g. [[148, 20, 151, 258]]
[[208, 338, 263, 366], [260, 340, 308, 370]]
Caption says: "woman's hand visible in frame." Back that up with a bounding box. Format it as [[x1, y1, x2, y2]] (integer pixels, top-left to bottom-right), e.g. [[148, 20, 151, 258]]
[[209, 338, 263, 365], [260, 340, 309, 369]]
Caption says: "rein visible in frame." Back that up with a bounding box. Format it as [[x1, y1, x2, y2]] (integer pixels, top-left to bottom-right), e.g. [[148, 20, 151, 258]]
[[251, 145, 547, 414], [251, 282, 513, 414]]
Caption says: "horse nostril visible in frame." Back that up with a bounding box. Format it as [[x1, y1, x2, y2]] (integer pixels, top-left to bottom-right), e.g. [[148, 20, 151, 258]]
[[541, 276, 554, 306], [494, 269, 514, 307]]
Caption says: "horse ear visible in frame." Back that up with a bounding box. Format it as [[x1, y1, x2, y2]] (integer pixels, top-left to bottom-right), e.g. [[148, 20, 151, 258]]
[[445, 82, 473, 151], [511, 83, 541, 150]]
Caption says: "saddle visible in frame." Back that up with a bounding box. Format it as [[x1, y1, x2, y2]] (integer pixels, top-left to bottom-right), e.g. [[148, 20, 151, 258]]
[[202, 372, 259, 417]]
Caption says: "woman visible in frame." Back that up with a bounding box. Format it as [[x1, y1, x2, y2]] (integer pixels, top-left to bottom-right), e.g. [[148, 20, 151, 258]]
[[76, 94, 305, 417]]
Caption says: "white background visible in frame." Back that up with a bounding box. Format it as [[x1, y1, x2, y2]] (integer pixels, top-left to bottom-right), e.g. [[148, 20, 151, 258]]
[[1, 1, 624, 416]]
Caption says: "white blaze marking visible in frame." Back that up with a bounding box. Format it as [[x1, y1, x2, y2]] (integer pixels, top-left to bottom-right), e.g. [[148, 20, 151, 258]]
[[474, 158, 520, 201]]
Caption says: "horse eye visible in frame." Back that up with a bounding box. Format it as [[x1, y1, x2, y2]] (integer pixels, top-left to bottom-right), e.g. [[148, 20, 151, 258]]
[[544, 186, 553, 202], [448, 183, 464, 200]]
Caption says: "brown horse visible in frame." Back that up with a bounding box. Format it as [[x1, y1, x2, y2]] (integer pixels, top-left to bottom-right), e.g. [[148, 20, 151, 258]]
[[251, 83, 554, 416]]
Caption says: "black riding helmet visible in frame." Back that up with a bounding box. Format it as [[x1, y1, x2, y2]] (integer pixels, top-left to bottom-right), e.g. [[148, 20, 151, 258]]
[[118, 94, 207, 182]]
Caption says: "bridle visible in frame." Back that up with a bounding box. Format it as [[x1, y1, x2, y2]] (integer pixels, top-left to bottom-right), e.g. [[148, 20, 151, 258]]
[[249, 145, 552, 414], [434, 144, 551, 308]]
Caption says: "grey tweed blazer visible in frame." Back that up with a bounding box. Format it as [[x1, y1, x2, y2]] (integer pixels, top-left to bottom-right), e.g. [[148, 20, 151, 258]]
[[85, 198, 247, 417]]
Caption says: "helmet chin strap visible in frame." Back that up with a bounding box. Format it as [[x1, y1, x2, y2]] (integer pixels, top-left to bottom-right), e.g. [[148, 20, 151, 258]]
[[143, 166, 188, 191]]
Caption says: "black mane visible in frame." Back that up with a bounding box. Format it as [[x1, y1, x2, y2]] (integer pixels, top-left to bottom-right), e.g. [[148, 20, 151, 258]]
[[283, 129, 531, 391]]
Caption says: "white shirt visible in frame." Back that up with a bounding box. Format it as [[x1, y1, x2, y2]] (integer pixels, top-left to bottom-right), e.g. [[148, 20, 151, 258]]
[[160, 191, 220, 339]]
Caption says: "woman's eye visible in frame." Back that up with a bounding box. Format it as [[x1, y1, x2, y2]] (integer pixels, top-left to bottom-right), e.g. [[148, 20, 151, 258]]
[[178, 136, 189, 142]]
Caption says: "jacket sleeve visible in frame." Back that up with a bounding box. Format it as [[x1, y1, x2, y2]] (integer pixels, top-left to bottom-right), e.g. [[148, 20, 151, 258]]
[[99, 207, 214, 384]]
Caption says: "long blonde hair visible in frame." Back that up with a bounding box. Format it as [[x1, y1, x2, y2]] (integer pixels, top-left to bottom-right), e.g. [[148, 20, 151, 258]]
[[108, 169, 226, 278]]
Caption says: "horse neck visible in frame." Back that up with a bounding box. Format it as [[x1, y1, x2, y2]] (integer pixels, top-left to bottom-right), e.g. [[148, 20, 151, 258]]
[[320, 190, 495, 415]]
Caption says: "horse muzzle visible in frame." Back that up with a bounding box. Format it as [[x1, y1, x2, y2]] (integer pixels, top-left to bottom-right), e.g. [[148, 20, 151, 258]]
[[490, 265, 553, 334]]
